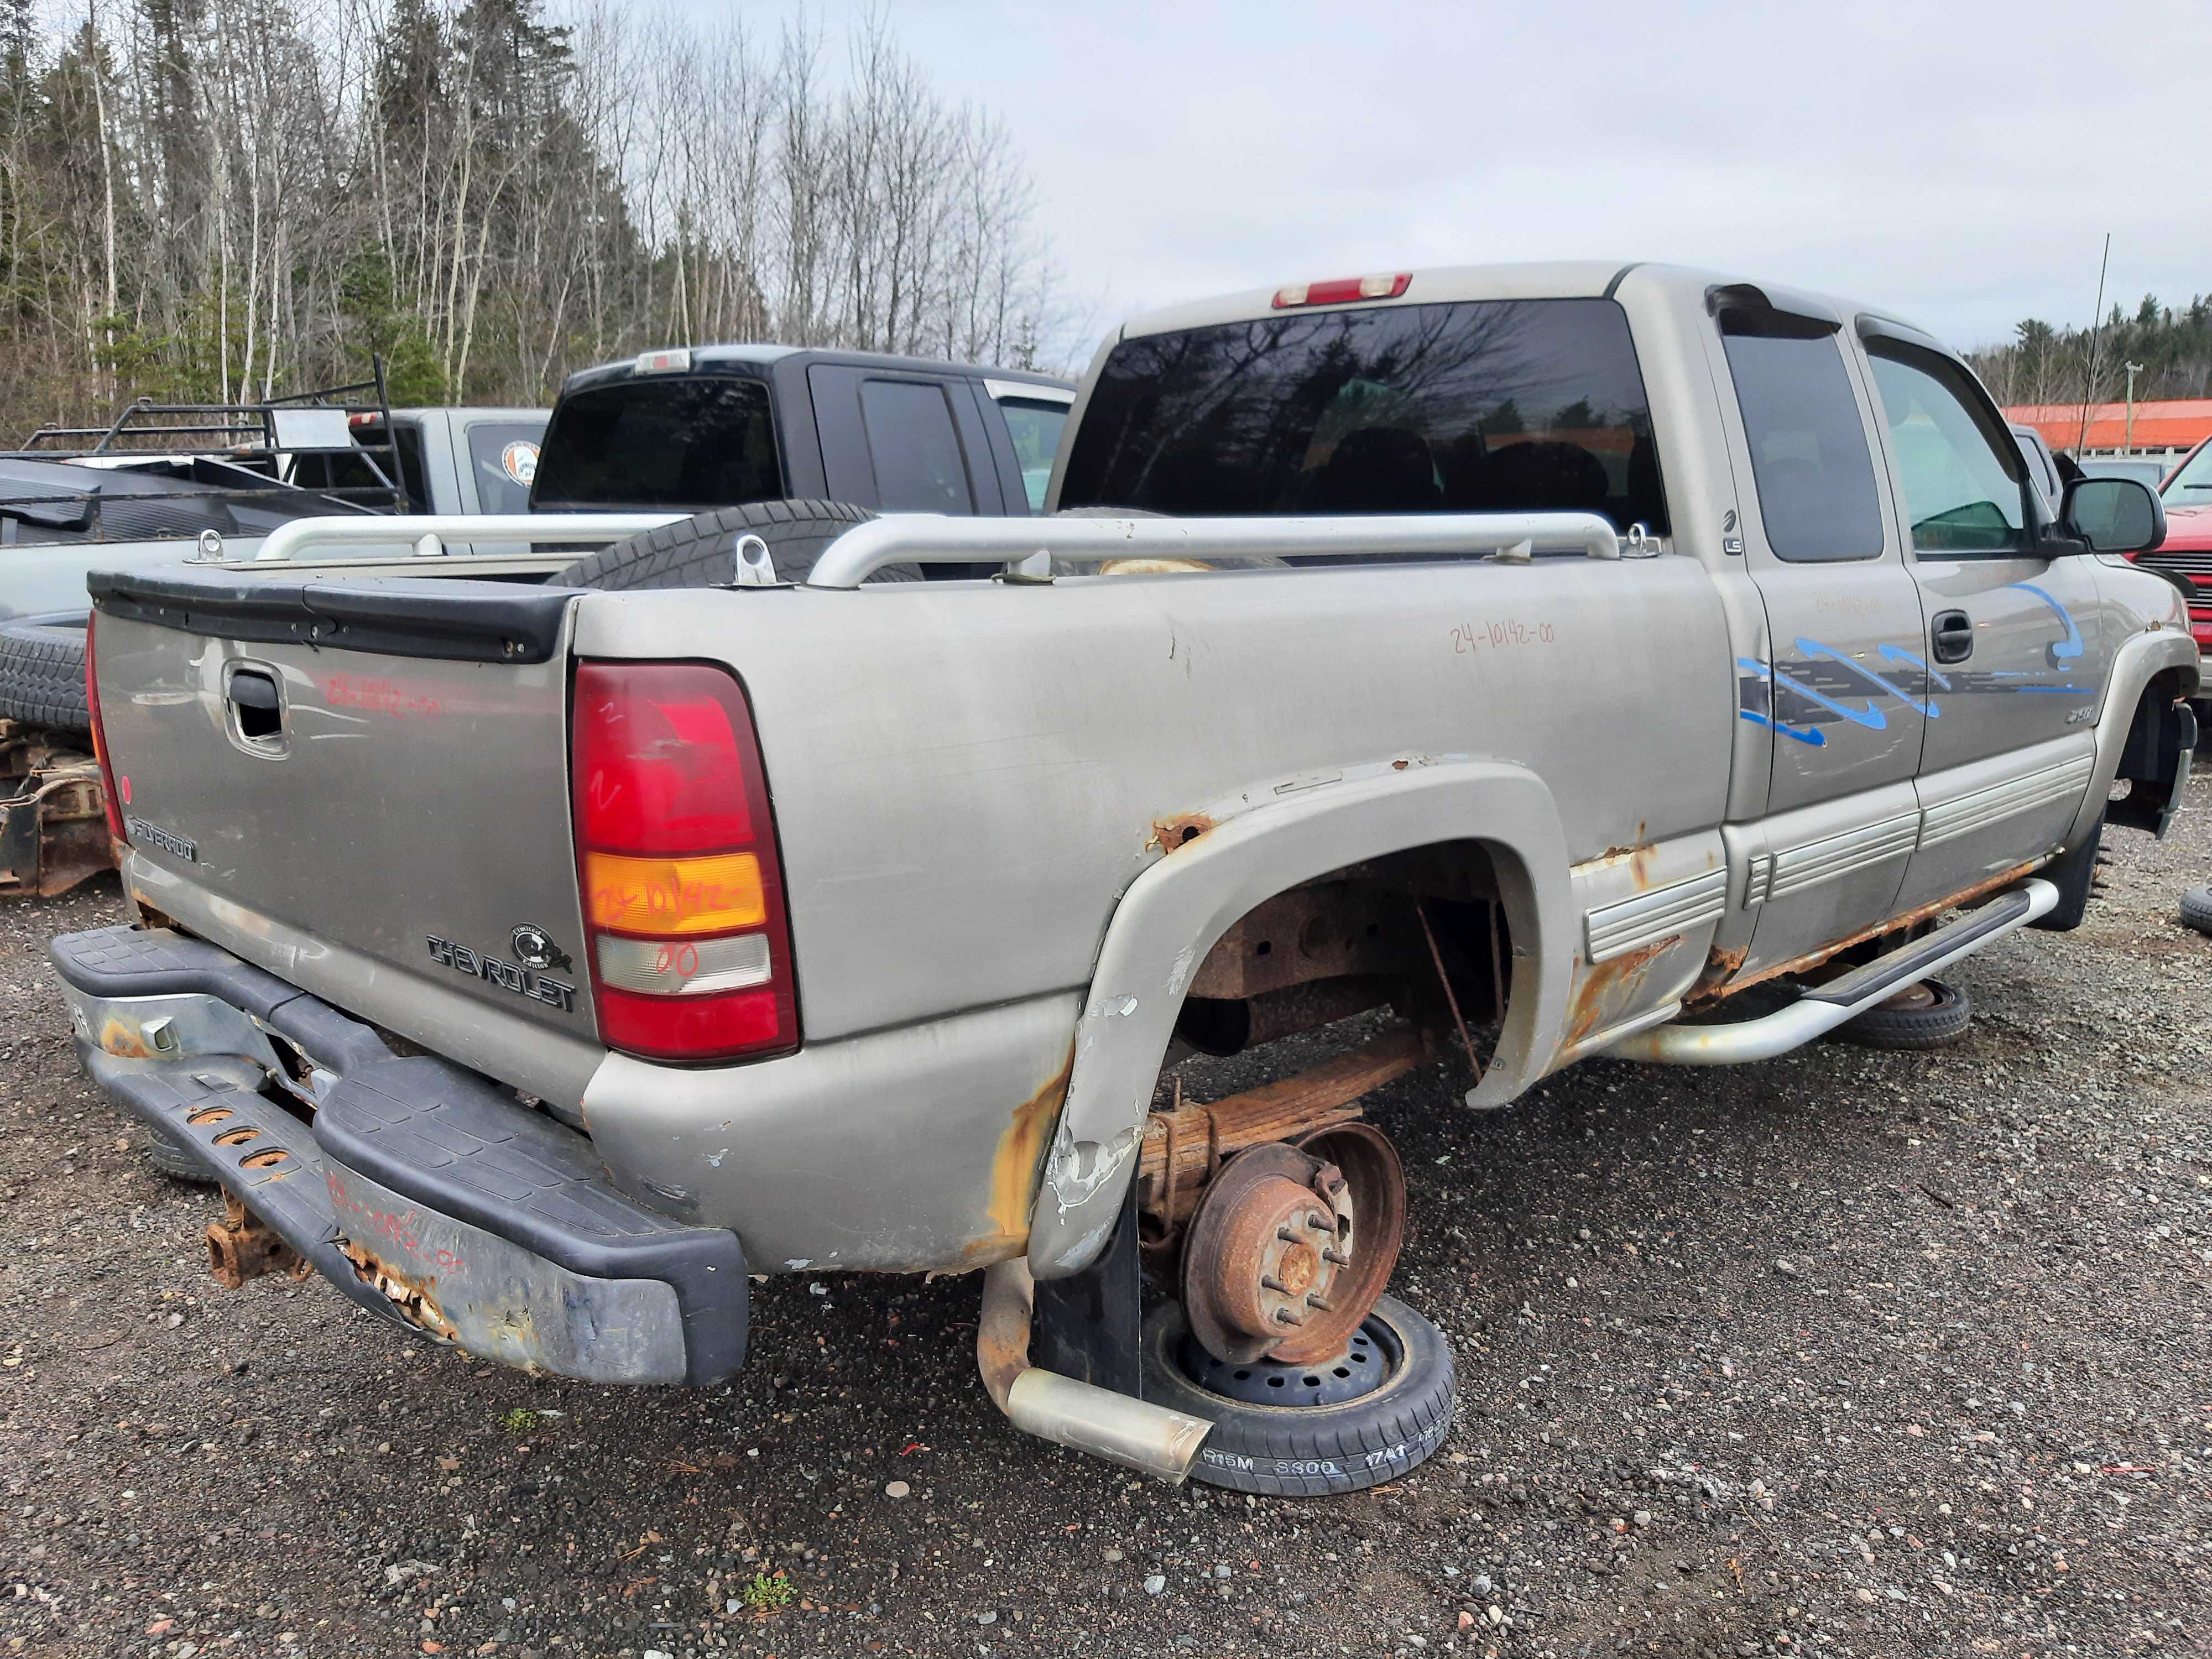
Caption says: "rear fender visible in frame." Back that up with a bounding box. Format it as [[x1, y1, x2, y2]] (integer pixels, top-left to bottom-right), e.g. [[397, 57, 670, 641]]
[[1025, 757, 1573, 1279]]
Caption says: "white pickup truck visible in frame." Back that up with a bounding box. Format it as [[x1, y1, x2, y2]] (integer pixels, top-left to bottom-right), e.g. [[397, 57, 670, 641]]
[[51, 262, 2198, 1497]]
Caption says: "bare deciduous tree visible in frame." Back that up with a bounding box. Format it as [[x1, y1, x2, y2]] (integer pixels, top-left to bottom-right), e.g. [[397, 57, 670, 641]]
[[0, 0, 1073, 439]]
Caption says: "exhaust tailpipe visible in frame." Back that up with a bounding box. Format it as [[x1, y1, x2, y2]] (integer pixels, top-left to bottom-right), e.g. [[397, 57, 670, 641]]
[[977, 1259, 1212, 1481]]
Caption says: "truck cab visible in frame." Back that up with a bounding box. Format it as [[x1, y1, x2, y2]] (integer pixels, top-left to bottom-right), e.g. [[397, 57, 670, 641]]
[[529, 345, 1072, 523]]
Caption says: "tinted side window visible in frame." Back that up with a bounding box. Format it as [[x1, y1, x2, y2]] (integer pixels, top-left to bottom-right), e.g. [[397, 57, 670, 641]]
[[1719, 324, 1884, 562], [465, 420, 545, 514], [997, 398, 1068, 511], [860, 380, 974, 513], [532, 377, 780, 510], [1865, 344, 2030, 554], [1058, 298, 1668, 534]]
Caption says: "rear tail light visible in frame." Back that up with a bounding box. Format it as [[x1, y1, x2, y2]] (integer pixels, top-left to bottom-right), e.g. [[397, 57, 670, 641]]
[[571, 661, 797, 1062], [84, 614, 126, 841], [1272, 273, 1411, 309]]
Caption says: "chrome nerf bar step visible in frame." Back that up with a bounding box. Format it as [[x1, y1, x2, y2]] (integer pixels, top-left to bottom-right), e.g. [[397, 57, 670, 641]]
[[1605, 878, 2059, 1067]]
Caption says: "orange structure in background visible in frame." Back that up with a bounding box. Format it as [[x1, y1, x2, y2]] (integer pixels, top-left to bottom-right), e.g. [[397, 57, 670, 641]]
[[2004, 399, 2212, 456]]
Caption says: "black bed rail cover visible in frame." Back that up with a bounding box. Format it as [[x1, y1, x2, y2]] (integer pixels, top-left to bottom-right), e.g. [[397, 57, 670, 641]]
[[87, 567, 578, 664]]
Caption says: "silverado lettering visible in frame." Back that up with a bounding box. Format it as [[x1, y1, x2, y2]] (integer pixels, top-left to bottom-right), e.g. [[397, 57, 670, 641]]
[[124, 817, 196, 862]]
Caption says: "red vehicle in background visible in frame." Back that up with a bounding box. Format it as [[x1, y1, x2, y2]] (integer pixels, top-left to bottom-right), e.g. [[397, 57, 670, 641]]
[[2137, 434, 2212, 658]]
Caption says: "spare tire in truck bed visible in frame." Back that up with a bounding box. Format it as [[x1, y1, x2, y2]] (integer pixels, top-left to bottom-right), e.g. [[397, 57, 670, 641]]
[[0, 611, 91, 734], [560, 499, 921, 591]]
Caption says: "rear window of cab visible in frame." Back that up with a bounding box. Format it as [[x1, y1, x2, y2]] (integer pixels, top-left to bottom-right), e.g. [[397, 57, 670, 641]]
[[1058, 297, 1667, 534], [532, 375, 781, 510]]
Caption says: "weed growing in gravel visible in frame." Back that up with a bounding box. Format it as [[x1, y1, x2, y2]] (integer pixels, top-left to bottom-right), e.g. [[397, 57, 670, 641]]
[[740, 1570, 793, 1614], [498, 1408, 540, 1435]]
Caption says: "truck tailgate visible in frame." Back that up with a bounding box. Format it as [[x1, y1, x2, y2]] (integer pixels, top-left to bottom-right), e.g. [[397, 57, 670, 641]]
[[87, 571, 594, 1042]]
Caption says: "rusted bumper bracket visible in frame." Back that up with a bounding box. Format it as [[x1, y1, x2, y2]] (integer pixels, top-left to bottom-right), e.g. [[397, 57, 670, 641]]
[[52, 924, 748, 1385], [207, 1189, 313, 1287]]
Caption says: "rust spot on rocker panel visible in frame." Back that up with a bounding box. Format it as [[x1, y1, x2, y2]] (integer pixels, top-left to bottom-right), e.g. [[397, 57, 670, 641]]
[[1563, 936, 1678, 1050], [1592, 845, 1660, 889], [1147, 813, 1215, 856], [1687, 859, 2043, 1004], [964, 1045, 1078, 1266], [1587, 821, 1657, 888], [1691, 942, 1749, 998]]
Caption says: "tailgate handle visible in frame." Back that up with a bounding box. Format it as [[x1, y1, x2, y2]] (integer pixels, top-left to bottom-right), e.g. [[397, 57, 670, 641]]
[[227, 670, 280, 711], [225, 666, 284, 742]]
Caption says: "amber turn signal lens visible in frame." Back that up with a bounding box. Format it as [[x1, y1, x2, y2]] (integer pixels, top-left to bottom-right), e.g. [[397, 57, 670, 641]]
[[585, 851, 765, 936]]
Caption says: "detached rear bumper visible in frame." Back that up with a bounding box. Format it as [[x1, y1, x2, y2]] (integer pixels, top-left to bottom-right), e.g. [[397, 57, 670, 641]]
[[51, 925, 747, 1385]]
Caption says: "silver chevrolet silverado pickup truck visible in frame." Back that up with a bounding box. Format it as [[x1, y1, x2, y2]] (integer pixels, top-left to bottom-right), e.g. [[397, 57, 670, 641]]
[[51, 262, 2199, 1497]]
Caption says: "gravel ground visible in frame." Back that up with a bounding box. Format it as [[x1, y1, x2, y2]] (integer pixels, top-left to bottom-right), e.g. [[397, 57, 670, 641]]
[[4, 789, 2210, 1659]]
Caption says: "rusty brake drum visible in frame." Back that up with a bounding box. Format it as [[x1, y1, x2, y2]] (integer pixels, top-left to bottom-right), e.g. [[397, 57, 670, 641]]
[[1180, 1123, 1406, 1368]]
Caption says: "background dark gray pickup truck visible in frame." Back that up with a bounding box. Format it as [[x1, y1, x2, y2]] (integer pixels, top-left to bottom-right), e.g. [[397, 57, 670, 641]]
[[530, 344, 1072, 523]]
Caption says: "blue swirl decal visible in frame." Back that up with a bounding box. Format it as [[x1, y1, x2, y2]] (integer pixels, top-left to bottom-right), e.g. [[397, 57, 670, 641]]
[[1736, 655, 1828, 746], [1877, 642, 1949, 693], [1793, 637, 1940, 719], [1765, 653, 1887, 730], [1738, 635, 1940, 747], [2009, 582, 2084, 664], [1739, 707, 1827, 747]]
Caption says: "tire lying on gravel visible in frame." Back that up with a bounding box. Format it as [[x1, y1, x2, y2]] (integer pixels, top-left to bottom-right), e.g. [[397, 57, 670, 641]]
[[0, 610, 91, 735], [560, 499, 920, 591], [1831, 977, 1973, 1050], [1139, 1295, 1455, 1496], [2180, 886, 2212, 936], [142, 1126, 218, 1186]]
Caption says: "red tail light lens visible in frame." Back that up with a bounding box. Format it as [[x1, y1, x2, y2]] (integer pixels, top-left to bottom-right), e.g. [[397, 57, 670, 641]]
[[572, 661, 797, 1062], [84, 614, 126, 841]]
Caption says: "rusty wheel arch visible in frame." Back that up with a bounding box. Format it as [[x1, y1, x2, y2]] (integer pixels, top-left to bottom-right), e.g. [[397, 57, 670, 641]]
[[1132, 839, 1524, 1254]]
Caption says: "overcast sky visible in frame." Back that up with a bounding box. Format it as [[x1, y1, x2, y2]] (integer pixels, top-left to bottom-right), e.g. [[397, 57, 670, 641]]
[[697, 0, 2209, 357]]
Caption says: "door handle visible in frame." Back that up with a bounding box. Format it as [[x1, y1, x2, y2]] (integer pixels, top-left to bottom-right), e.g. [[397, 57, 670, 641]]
[[1931, 610, 1973, 665]]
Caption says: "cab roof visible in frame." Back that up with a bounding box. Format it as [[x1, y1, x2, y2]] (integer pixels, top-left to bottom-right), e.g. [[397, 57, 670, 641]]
[[559, 343, 1071, 399], [1117, 260, 1918, 347]]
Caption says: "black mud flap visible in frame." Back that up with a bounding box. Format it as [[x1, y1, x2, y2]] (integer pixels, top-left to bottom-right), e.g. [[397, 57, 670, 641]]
[[1030, 1183, 1144, 1397], [2109, 696, 2196, 838]]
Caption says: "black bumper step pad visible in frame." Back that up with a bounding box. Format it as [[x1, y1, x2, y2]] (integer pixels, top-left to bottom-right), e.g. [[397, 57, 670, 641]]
[[54, 925, 747, 1382], [316, 1059, 747, 1383]]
